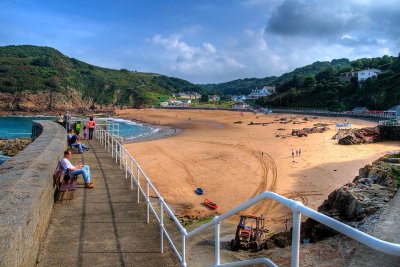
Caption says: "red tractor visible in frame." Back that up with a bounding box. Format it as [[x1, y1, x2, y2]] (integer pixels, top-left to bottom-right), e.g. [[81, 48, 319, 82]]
[[230, 214, 270, 252]]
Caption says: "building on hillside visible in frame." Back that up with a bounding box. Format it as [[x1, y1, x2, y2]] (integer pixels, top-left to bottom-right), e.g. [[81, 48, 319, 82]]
[[182, 99, 191, 107], [246, 86, 275, 100], [352, 107, 369, 113], [339, 68, 382, 83], [189, 92, 201, 99], [231, 95, 247, 102], [231, 102, 249, 109], [175, 92, 190, 99], [160, 102, 168, 107], [385, 105, 400, 117], [208, 95, 221, 101]]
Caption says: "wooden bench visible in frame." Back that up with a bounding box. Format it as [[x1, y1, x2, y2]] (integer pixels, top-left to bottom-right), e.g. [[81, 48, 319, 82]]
[[53, 163, 77, 202]]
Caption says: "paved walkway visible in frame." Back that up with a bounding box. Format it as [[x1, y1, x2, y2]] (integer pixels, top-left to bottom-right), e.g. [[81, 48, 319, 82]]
[[349, 190, 400, 267], [37, 140, 178, 267]]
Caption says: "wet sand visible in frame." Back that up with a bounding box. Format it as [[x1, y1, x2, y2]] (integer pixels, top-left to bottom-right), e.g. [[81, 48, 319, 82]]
[[118, 109, 400, 230]]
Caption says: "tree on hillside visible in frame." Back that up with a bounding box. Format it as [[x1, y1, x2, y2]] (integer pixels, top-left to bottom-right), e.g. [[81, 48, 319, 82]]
[[200, 92, 208, 102]]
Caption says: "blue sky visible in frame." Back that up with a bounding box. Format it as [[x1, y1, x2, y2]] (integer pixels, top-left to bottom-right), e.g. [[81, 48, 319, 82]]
[[1, 0, 399, 83]]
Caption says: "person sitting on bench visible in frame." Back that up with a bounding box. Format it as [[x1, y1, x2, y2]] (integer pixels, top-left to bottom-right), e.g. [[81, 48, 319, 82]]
[[67, 129, 74, 144], [69, 131, 89, 153], [60, 150, 94, 188]]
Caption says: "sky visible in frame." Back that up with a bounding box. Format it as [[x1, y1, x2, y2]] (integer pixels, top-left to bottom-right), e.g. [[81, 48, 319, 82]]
[[0, 0, 399, 84]]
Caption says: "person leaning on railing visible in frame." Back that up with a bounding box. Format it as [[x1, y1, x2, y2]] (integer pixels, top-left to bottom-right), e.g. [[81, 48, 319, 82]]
[[60, 149, 94, 189]]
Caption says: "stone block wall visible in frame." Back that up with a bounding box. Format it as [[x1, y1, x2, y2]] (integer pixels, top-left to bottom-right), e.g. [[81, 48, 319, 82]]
[[0, 121, 66, 267]]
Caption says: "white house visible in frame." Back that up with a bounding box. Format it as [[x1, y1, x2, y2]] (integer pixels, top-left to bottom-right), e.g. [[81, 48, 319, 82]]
[[340, 68, 382, 83], [354, 69, 382, 82], [231, 95, 247, 102], [247, 86, 275, 100], [386, 105, 400, 117]]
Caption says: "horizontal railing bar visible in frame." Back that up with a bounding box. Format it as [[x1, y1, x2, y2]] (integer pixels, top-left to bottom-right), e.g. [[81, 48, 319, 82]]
[[298, 205, 400, 256]]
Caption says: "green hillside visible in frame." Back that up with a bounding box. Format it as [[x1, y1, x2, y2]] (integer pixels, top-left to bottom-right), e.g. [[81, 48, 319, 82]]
[[0, 45, 201, 107], [256, 55, 400, 111], [201, 58, 351, 95]]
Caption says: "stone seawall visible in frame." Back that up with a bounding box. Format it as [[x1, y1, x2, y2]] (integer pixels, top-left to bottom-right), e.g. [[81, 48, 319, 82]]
[[379, 125, 400, 141], [0, 121, 66, 267]]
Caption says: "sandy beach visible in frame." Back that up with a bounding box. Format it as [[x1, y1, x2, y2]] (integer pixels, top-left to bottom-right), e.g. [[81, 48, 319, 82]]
[[119, 109, 400, 231]]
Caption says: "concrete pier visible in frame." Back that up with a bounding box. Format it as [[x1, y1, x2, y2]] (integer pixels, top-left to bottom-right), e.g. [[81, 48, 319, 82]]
[[37, 140, 178, 267]]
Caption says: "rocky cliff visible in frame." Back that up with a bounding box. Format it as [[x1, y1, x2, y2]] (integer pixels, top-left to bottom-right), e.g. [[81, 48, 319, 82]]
[[301, 155, 399, 242], [0, 90, 90, 112]]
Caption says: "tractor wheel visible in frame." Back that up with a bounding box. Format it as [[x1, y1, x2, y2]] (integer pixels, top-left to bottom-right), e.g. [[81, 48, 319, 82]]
[[230, 239, 239, 251], [252, 241, 261, 252]]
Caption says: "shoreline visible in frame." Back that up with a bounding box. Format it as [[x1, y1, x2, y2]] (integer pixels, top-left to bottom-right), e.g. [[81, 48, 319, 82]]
[[122, 123, 183, 144]]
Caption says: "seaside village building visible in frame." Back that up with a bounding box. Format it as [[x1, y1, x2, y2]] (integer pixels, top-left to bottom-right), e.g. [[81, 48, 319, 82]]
[[246, 86, 276, 100], [231, 95, 247, 102], [231, 102, 249, 109], [208, 95, 221, 101], [174, 92, 201, 99], [339, 68, 382, 83], [385, 105, 400, 117], [352, 107, 369, 114]]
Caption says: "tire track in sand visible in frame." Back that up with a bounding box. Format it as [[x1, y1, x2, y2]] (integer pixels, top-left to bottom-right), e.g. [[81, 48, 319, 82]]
[[152, 144, 196, 187]]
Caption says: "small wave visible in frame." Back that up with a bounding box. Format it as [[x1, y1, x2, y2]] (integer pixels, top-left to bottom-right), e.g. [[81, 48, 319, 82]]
[[102, 117, 143, 126], [125, 127, 161, 140]]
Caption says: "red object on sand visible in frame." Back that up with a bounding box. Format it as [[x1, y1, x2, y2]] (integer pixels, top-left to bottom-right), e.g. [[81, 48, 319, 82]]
[[204, 199, 218, 210]]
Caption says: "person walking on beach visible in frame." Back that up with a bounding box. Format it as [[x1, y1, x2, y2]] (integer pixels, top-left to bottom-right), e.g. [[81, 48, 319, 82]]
[[299, 148, 302, 157], [296, 150, 298, 157], [291, 149, 294, 158], [87, 116, 96, 140]]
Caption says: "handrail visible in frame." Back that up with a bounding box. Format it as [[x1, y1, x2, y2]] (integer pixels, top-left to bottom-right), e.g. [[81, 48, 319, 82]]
[[93, 123, 400, 267]]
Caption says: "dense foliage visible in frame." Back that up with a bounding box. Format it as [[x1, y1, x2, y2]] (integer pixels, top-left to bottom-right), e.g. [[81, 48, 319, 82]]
[[201, 59, 351, 95], [0, 45, 202, 107], [256, 55, 400, 111]]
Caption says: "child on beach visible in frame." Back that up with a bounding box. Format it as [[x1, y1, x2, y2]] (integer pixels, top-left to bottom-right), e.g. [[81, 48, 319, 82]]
[[83, 126, 88, 140]]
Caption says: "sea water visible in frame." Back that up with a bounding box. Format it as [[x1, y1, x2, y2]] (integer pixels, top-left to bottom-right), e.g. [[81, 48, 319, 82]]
[[0, 116, 159, 165]]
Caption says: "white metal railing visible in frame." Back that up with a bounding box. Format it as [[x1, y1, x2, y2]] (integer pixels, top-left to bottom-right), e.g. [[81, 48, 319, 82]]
[[93, 124, 400, 267], [271, 108, 397, 120]]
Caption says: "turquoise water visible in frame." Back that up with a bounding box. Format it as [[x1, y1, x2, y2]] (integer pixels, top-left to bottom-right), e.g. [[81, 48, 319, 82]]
[[0, 116, 158, 165]]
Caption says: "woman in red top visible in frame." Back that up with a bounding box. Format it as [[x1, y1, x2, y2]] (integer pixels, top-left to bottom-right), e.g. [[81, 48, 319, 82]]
[[87, 116, 96, 140]]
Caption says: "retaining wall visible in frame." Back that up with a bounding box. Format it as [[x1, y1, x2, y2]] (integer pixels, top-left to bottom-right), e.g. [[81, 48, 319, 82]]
[[0, 121, 66, 267], [379, 125, 400, 141]]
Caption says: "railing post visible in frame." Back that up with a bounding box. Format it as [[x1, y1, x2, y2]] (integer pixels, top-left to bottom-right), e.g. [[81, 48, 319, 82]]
[[291, 211, 301, 267], [125, 152, 128, 179], [115, 142, 118, 164], [181, 234, 187, 267], [214, 219, 221, 266], [111, 135, 114, 158], [160, 199, 164, 253], [146, 179, 150, 223], [119, 144, 122, 169], [130, 160, 134, 189], [137, 167, 140, 203]]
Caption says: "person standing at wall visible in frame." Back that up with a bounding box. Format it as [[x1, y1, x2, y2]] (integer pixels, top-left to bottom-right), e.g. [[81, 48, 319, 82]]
[[88, 116, 96, 140], [64, 111, 71, 131]]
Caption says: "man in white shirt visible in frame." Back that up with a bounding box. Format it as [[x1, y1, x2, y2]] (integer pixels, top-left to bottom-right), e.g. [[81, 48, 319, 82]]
[[60, 150, 94, 189]]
